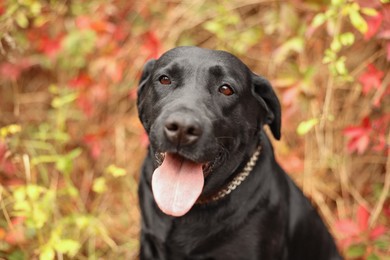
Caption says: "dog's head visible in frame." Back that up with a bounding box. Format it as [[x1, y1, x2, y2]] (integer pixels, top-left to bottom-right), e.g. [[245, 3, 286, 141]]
[[137, 46, 281, 216]]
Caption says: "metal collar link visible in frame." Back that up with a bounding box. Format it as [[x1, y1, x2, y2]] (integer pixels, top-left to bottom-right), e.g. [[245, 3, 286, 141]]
[[196, 145, 262, 204]]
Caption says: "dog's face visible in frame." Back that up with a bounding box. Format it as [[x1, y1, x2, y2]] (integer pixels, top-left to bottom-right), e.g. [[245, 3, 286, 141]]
[[137, 46, 280, 216]]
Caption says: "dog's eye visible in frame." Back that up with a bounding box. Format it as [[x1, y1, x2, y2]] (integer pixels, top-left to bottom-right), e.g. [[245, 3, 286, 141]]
[[218, 84, 234, 96], [159, 75, 171, 85]]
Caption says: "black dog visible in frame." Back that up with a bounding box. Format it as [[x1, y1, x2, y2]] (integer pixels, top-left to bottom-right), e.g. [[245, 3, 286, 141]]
[[137, 46, 342, 260]]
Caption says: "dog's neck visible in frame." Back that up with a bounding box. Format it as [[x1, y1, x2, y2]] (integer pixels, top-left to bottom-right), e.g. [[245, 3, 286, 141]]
[[196, 144, 262, 204]]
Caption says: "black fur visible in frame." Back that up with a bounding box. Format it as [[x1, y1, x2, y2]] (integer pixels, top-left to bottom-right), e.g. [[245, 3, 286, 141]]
[[137, 46, 342, 260]]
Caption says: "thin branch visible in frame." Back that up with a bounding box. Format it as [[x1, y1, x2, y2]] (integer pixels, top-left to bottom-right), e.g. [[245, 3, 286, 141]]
[[369, 131, 390, 227]]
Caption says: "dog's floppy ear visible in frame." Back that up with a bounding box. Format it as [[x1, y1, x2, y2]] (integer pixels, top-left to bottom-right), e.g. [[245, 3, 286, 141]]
[[251, 74, 281, 140], [138, 59, 156, 97]]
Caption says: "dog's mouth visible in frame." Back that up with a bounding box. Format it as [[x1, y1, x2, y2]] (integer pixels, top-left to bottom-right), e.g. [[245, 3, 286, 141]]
[[152, 152, 215, 217], [155, 152, 215, 177]]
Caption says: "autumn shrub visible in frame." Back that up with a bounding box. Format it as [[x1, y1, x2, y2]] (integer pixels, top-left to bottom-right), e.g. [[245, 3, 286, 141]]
[[0, 0, 389, 259]]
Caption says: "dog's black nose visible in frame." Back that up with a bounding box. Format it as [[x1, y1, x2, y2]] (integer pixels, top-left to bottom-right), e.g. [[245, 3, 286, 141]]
[[164, 115, 202, 146]]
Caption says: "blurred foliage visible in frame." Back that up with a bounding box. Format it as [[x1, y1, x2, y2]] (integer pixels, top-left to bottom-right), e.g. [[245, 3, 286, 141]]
[[0, 0, 389, 259]]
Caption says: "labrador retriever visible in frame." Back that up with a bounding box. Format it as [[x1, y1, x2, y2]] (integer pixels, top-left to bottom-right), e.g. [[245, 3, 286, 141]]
[[137, 46, 342, 260]]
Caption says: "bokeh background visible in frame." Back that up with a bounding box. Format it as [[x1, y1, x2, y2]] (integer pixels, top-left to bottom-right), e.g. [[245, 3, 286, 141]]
[[0, 0, 389, 259]]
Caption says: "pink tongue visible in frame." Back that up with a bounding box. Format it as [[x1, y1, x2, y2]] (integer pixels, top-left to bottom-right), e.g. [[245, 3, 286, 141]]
[[152, 153, 204, 217]]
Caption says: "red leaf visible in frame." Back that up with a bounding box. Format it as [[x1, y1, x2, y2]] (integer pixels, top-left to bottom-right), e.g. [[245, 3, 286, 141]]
[[343, 126, 367, 139], [37, 36, 63, 58], [358, 64, 384, 94], [2, 160, 17, 176], [277, 154, 304, 174], [75, 16, 115, 34], [142, 31, 161, 60], [141, 131, 149, 148], [0, 141, 16, 176], [378, 30, 390, 39], [344, 117, 372, 154], [113, 24, 127, 41], [0, 63, 22, 81], [5, 217, 26, 245], [282, 85, 299, 106], [0, 228, 5, 240], [372, 134, 386, 151], [356, 0, 382, 9], [0, 141, 7, 159], [11, 217, 25, 226], [357, 205, 370, 231], [372, 84, 390, 107], [377, 5, 390, 40], [334, 219, 360, 237], [83, 134, 102, 159], [5, 229, 25, 245], [0, 59, 32, 81], [371, 114, 390, 151], [384, 204, 390, 218], [68, 73, 92, 89], [364, 12, 383, 40], [347, 135, 370, 154], [369, 225, 387, 240], [91, 20, 115, 34], [91, 83, 108, 102], [129, 88, 137, 100], [77, 93, 94, 117]]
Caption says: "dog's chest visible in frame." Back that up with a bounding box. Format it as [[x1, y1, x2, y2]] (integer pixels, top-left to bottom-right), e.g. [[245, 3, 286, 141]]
[[160, 207, 286, 259]]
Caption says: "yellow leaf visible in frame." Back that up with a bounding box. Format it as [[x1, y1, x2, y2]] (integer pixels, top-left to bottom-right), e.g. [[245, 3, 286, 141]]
[[92, 177, 107, 194], [297, 118, 319, 136]]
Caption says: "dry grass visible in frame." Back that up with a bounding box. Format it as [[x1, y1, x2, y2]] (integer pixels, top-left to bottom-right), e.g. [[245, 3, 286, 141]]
[[0, 0, 389, 259]]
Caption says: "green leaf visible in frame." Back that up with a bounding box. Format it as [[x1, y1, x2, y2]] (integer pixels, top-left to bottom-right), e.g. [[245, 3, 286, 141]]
[[203, 21, 224, 35], [323, 49, 337, 64], [106, 164, 126, 177], [0, 124, 21, 138], [55, 157, 71, 173], [367, 253, 380, 260], [54, 239, 80, 257], [16, 12, 29, 28], [74, 215, 92, 229], [13, 187, 26, 201], [349, 10, 368, 34], [330, 39, 342, 52], [39, 246, 55, 260], [339, 32, 355, 46], [55, 148, 81, 173], [31, 205, 48, 228], [61, 29, 97, 68], [26, 185, 44, 200], [67, 148, 82, 160], [51, 92, 78, 108], [335, 58, 348, 75], [7, 250, 26, 260], [346, 244, 366, 258], [297, 118, 319, 136], [30, 2, 42, 16], [274, 37, 304, 64], [331, 0, 345, 6], [311, 13, 327, 28], [361, 8, 378, 16], [13, 200, 31, 213], [65, 185, 79, 197], [32, 155, 59, 165], [375, 239, 390, 250], [93, 177, 107, 193]]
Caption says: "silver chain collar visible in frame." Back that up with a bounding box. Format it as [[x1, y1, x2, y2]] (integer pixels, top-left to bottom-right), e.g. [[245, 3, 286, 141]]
[[196, 145, 262, 204]]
